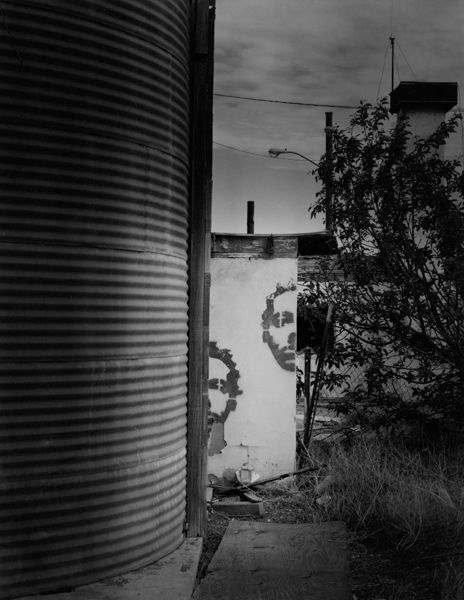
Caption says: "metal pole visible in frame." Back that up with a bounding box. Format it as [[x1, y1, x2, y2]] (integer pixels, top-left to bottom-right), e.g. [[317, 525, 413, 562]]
[[247, 200, 254, 234], [303, 302, 334, 448], [390, 36, 395, 93], [304, 348, 311, 425], [325, 112, 333, 232]]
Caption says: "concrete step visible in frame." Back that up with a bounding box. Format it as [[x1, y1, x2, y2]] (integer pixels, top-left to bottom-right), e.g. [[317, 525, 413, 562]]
[[18, 538, 202, 600]]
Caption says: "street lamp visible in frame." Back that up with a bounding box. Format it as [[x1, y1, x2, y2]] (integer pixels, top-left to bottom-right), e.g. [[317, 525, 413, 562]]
[[267, 147, 320, 168], [268, 114, 334, 232], [268, 146, 332, 230]]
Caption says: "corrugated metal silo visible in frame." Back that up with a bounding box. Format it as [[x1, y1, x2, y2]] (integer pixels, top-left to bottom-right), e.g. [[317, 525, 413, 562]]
[[0, 1, 199, 597]]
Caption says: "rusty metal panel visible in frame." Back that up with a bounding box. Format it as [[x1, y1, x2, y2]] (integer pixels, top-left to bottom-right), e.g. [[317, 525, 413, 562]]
[[0, 1, 192, 597]]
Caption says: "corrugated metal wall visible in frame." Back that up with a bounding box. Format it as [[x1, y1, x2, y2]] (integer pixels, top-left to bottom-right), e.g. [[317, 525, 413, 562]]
[[0, 1, 192, 597]]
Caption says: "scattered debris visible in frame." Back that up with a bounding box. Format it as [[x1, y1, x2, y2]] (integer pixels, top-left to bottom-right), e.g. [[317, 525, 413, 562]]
[[239, 491, 262, 503], [239, 465, 320, 490], [207, 465, 322, 518], [315, 493, 332, 506], [314, 473, 335, 495], [235, 466, 260, 486]]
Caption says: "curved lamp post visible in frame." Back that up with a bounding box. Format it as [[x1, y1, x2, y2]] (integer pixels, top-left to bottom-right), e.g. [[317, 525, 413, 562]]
[[267, 145, 332, 232], [268, 112, 334, 232], [267, 147, 320, 168]]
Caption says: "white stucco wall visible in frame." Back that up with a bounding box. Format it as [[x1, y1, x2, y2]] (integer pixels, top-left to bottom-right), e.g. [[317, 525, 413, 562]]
[[208, 256, 297, 480]]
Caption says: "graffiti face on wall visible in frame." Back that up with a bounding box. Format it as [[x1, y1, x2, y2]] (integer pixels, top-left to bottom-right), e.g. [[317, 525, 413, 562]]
[[262, 281, 297, 371], [208, 342, 242, 455]]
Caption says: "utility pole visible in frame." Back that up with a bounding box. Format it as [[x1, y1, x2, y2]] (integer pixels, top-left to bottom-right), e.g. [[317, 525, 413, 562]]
[[325, 112, 333, 232], [390, 36, 395, 93]]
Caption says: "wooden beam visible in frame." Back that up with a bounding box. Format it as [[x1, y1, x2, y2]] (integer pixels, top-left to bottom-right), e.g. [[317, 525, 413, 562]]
[[186, 0, 215, 539], [211, 234, 298, 258]]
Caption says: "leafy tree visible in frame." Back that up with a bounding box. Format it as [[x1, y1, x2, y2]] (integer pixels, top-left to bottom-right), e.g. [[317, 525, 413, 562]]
[[305, 100, 464, 432]]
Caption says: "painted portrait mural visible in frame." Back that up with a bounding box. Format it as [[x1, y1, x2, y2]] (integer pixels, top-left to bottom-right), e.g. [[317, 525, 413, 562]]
[[261, 280, 297, 371], [207, 341, 243, 456]]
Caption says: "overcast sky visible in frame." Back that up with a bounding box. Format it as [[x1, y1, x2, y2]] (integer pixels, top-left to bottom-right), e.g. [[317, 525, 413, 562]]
[[211, 0, 464, 234]]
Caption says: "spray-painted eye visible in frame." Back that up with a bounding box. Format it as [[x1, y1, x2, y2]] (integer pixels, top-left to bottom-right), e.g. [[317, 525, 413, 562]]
[[208, 378, 219, 390], [271, 313, 281, 327], [281, 311, 294, 326], [219, 379, 228, 394], [271, 311, 294, 327]]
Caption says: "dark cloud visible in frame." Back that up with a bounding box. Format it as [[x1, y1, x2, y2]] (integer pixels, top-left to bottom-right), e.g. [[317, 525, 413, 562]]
[[215, 40, 256, 68]]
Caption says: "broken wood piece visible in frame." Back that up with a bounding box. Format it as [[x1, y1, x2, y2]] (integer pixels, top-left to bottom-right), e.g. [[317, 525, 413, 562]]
[[219, 495, 241, 502], [237, 465, 321, 491], [212, 501, 264, 517]]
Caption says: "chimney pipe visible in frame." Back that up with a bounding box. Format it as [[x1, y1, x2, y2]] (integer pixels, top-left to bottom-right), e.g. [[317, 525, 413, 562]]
[[247, 201, 254, 234]]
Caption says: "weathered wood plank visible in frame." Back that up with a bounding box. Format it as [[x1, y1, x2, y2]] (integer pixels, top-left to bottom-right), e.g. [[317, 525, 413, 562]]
[[212, 501, 265, 517], [211, 234, 298, 258], [194, 521, 351, 600]]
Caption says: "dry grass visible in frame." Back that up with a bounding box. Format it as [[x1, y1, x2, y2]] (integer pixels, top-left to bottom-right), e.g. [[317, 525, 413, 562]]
[[441, 558, 464, 600], [311, 437, 464, 551], [305, 436, 464, 599]]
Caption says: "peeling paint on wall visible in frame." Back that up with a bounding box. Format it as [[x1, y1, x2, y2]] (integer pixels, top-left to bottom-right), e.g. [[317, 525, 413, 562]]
[[207, 341, 242, 456], [261, 280, 297, 371]]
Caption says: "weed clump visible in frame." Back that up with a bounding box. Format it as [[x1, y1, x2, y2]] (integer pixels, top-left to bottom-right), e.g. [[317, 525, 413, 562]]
[[311, 437, 464, 551]]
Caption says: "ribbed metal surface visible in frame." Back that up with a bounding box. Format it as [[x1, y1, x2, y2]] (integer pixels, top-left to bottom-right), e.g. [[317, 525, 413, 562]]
[[0, 1, 191, 597]]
